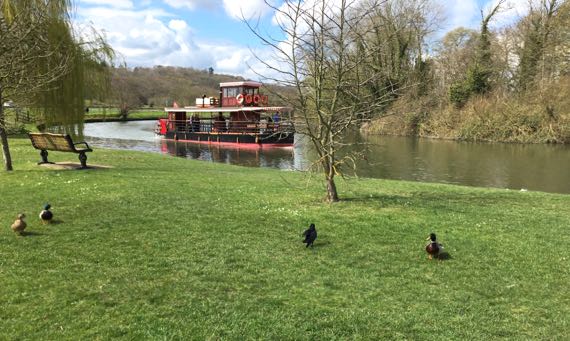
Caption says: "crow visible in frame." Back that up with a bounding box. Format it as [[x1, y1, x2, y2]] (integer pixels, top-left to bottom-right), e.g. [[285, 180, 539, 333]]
[[302, 223, 317, 247]]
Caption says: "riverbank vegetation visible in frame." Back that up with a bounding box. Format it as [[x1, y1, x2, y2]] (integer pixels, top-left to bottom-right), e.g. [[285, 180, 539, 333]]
[[317, 0, 569, 144], [1, 138, 569, 339], [363, 78, 570, 143]]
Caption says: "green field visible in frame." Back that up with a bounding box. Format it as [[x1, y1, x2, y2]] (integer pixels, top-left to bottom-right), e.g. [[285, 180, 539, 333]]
[[1, 137, 569, 339]]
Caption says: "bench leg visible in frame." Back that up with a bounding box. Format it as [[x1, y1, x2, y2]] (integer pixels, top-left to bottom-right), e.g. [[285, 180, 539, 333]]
[[38, 150, 54, 165], [78, 152, 88, 169]]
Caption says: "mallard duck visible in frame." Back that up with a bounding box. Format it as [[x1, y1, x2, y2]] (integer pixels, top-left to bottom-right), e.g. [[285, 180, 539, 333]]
[[302, 223, 317, 248], [11, 214, 27, 235], [425, 233, 443, 259], [39, 204, 53, 224]]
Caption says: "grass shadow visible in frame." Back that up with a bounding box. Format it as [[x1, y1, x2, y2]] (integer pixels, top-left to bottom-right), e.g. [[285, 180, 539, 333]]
[[305, 240, 331, 249], [342, 190, 518, 212], [341, 194, 409, 204], [19, 231, 44, 237], [437, 251, 452, 261]]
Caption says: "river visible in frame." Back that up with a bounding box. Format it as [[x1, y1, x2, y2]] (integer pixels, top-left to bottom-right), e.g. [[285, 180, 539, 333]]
[[83, 121, 570, 194]]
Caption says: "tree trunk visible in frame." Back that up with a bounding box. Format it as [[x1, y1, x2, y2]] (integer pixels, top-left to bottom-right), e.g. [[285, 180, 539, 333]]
[[326, 176, 339, 202], [0, 90, 14, 171]]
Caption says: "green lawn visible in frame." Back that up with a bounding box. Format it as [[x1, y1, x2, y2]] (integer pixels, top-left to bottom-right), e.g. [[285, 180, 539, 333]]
[[1, 137, 569, 339]]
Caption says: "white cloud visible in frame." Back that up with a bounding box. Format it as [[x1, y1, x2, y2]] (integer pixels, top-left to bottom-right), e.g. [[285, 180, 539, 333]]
[[80, 0, 134, 9], [484, 0, 529, 28], [163, 0, 219, 10], [75, 4, 271, 80], [438, 0, 479, 32], [77, 7, 186, 64], [168, 19, 188, 31], [222, 0, 275, 20], [439, 0, 530, 32]]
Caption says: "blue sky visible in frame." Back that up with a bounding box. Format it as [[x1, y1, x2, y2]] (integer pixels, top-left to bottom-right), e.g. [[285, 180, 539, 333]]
[[74, 0, 528, 80]]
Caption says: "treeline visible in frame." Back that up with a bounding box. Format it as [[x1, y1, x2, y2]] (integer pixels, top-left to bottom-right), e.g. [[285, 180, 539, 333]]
[[353, 0, 570, 143], [101, 66, 293, 117], [102, 66, 241, 115]]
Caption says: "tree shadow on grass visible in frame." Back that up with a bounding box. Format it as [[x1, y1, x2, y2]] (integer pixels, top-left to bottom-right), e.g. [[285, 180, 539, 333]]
[[19, 231, 44, 237], [341, 194, 410, 204], [342, 190, 512, 211]]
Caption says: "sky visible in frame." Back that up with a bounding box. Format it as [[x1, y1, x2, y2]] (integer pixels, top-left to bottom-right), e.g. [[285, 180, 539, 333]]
[[74, 0, 530, 80]]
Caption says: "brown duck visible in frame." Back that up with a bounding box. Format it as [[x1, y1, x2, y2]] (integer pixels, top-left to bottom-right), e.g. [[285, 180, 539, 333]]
[[11, 214, 27, 235], [425, 233, 443, 259]]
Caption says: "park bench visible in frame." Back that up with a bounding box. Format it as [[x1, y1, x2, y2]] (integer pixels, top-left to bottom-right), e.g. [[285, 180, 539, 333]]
[[28, 133, 93, 169]]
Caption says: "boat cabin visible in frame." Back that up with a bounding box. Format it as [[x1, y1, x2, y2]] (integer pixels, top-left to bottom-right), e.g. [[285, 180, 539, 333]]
[[220, 81, 269, 108]]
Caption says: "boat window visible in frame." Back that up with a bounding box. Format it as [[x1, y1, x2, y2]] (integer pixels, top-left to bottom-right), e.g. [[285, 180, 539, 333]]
[[226, 87, 239, 97], [244, 88, 257, 95]]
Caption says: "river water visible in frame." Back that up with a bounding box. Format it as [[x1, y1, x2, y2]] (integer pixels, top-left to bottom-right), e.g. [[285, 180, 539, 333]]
[[84, 121, 570, 194]]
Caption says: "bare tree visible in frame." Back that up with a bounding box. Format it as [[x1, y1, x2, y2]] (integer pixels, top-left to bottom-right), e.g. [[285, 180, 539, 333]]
[[516, 0, 562, 90], [247, 0, 395, 202]]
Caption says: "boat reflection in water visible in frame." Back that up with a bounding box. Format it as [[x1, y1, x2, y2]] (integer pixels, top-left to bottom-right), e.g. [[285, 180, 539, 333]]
[[159, 139, 297, 169]]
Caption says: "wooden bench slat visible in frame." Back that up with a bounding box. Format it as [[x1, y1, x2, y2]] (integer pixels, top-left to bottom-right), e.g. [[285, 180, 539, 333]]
[[28, 133, 93, 169]]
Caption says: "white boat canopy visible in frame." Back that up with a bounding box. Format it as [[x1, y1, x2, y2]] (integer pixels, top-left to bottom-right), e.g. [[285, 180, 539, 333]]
[[164, 106, 292, 113]]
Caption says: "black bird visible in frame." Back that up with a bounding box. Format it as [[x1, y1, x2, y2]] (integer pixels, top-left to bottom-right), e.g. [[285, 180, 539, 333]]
[[425, 233, 443, 259], [39, 204, 53, 224], [302, 223, 317, 248]]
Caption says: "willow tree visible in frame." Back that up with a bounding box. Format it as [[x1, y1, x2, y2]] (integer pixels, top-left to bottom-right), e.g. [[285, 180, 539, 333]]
[[0, 0, 113, 171], [248, 0, 391, 202]]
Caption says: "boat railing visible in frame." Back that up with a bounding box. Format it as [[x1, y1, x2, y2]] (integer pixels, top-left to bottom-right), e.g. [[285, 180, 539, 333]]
[[167, 119, 294, 135]]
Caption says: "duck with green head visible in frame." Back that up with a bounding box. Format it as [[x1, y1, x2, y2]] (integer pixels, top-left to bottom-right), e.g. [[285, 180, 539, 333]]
[[39, 204, 53, 224], [425, 233, 442, 260]]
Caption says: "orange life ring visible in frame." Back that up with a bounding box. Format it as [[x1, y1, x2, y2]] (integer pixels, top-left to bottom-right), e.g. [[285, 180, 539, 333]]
[[236, 94, 244, 104], [245, 94, 253, 104], [253, 94, 260, 104], [260, 95, 268, 105]]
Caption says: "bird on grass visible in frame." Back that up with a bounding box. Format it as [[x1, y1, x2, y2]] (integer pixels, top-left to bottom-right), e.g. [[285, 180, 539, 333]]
[[11, 214, 27, 235], [425, 233, 443, 260], [39, 204, 53, 224], [302, 223, 317, 248]]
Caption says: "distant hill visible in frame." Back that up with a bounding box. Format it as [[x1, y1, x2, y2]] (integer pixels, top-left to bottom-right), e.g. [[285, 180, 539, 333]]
[[104, 66, 292, 110]]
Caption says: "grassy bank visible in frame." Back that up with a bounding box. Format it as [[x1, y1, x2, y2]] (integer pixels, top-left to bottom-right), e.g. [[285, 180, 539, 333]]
[[1, 138, 569, 339], [85, 108, 167, 122]]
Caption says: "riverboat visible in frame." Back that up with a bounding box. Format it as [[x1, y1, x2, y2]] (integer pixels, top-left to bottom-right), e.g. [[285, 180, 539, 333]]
[[156, 81, 294, 147]]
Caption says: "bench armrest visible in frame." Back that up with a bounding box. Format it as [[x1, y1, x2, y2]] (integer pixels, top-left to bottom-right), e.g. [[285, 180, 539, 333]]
[[73, 141, 91, 149]]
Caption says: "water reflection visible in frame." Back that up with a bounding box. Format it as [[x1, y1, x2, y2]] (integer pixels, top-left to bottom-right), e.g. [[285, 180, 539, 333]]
[[83, 121, 570, 194], [160, 140, 298, 169], [353, 134, 570, 194]]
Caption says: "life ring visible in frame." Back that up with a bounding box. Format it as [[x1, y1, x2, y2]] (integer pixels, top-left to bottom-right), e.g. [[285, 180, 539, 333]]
[[245, 94, 253, 104], [236, 93, 244, 104], [253, 94, 260, 104]]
